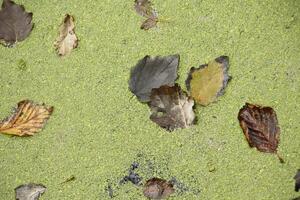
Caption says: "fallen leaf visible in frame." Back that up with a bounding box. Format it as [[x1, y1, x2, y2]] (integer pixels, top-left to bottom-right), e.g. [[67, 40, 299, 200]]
[[15, 183, 46, 200], [134, 0, 157, 18], [129, 55, 179, 103], [148, 84, 195, 131], [54, 14, 78, 56], [186, 56, 230, 106], [141, 17, 158, 30], [0, 0, 33, 46], [134, 0, 158, 31], [143, 178, 174, 199], [295, 169, 300, 192], [0, 100, 53, 136], [238, 103, 284, 162]]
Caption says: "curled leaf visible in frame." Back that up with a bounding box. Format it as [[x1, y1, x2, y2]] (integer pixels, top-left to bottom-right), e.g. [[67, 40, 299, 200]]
[[15, 183, 46, 200], [129, 54, 179, 103], [0, 100, 53, 136], [186, 56, 230, 106], [148, 84, 195, 131], [54, 14, 78, 56], [0, 0, 33, 46], [295, 169, 300, 192], [143, 178, 174, 199], [238, 103, 283, 162]]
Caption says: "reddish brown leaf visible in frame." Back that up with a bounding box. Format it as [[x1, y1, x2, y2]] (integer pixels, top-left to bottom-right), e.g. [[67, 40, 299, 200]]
[[0, 100, 53, 136], [143, 178, 174, 199], [148, 84, 195, 131], [238, 103, 283, 162]]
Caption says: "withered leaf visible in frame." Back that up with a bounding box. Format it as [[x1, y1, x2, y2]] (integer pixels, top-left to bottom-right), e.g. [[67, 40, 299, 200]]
[[0, 0, 33, 46], [148, 84, 195, 131], [54, 14, 78, 56], [238, 103, 283, 162], [134, 0, 157, 18], [143, 178, 174, 199], [186, 56, 230, 106], [15, 183, 46, 200], [129, 54, 179, 103], [141, 17, 158, 30], [295, 169, 300, 192], [0, 100, 53, 136]]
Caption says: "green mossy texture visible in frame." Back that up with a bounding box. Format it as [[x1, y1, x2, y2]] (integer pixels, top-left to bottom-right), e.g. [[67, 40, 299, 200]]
[[0, 0, 299, 199]]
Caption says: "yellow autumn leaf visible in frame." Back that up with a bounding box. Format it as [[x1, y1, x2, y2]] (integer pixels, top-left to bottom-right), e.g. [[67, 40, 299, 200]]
[[186, 56, 230, 106], [54, 14, 78, 56], [0, 100, 53, 136]]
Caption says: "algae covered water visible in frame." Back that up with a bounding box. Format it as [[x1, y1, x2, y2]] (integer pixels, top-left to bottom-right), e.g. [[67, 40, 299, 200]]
[[0, 0, 299, 199]]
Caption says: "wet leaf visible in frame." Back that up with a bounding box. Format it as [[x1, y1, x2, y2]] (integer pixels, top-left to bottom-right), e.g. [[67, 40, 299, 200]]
[[238, 103, 284, 162], [143, 178, 174, 199], [148, 84, 195, 131], [54, 14, 78, 56], [141, 17, 158, 30], [186, 56, 230, 106], [295, 169, 300, 192], [129, 54, 179, 103], [0, 100, 53, 136], [0, 0, 33, 46], [15, 183, 46, 200], [134, 0, 157, 18]]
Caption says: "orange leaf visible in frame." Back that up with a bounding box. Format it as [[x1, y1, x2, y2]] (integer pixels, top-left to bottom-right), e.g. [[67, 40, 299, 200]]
[[0, 100, 53, 136]]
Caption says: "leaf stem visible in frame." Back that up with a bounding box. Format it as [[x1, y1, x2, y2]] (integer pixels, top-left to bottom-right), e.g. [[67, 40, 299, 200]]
[[276, 152, 285, 164]]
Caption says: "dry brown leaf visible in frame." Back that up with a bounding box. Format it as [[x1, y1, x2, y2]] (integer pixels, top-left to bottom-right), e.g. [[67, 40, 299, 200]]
[[134, 0, 156, 18], [143, 178, 174, 199], [148, 84, 195, 131], [54, 14, 78, 56], [0, 100, 53, 136]]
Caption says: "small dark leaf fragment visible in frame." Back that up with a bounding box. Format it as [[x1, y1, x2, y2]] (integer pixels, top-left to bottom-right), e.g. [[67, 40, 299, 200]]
[[294, 169, 300, 192], [129, 55, 179, 103], [120, 162, 142, 186], [0, 0, 33, 46], [141, 17, 158, 30], [148, 84, 195, 131], [143, 178, 174, 199], [15, 183, 46, 200], [238, 103, 283, 162]]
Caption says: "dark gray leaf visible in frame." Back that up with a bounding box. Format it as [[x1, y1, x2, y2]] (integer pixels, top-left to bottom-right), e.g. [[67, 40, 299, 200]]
[[0, 0, 33, 46], [295, 169, 300, 192], [15, 183, 46, 200], [129, 55, 179, 102], [148, 84, 195, 131]]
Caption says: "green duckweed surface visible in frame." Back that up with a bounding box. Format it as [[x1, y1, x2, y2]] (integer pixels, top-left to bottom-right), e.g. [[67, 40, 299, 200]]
[[0, 0, 300, 199]]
